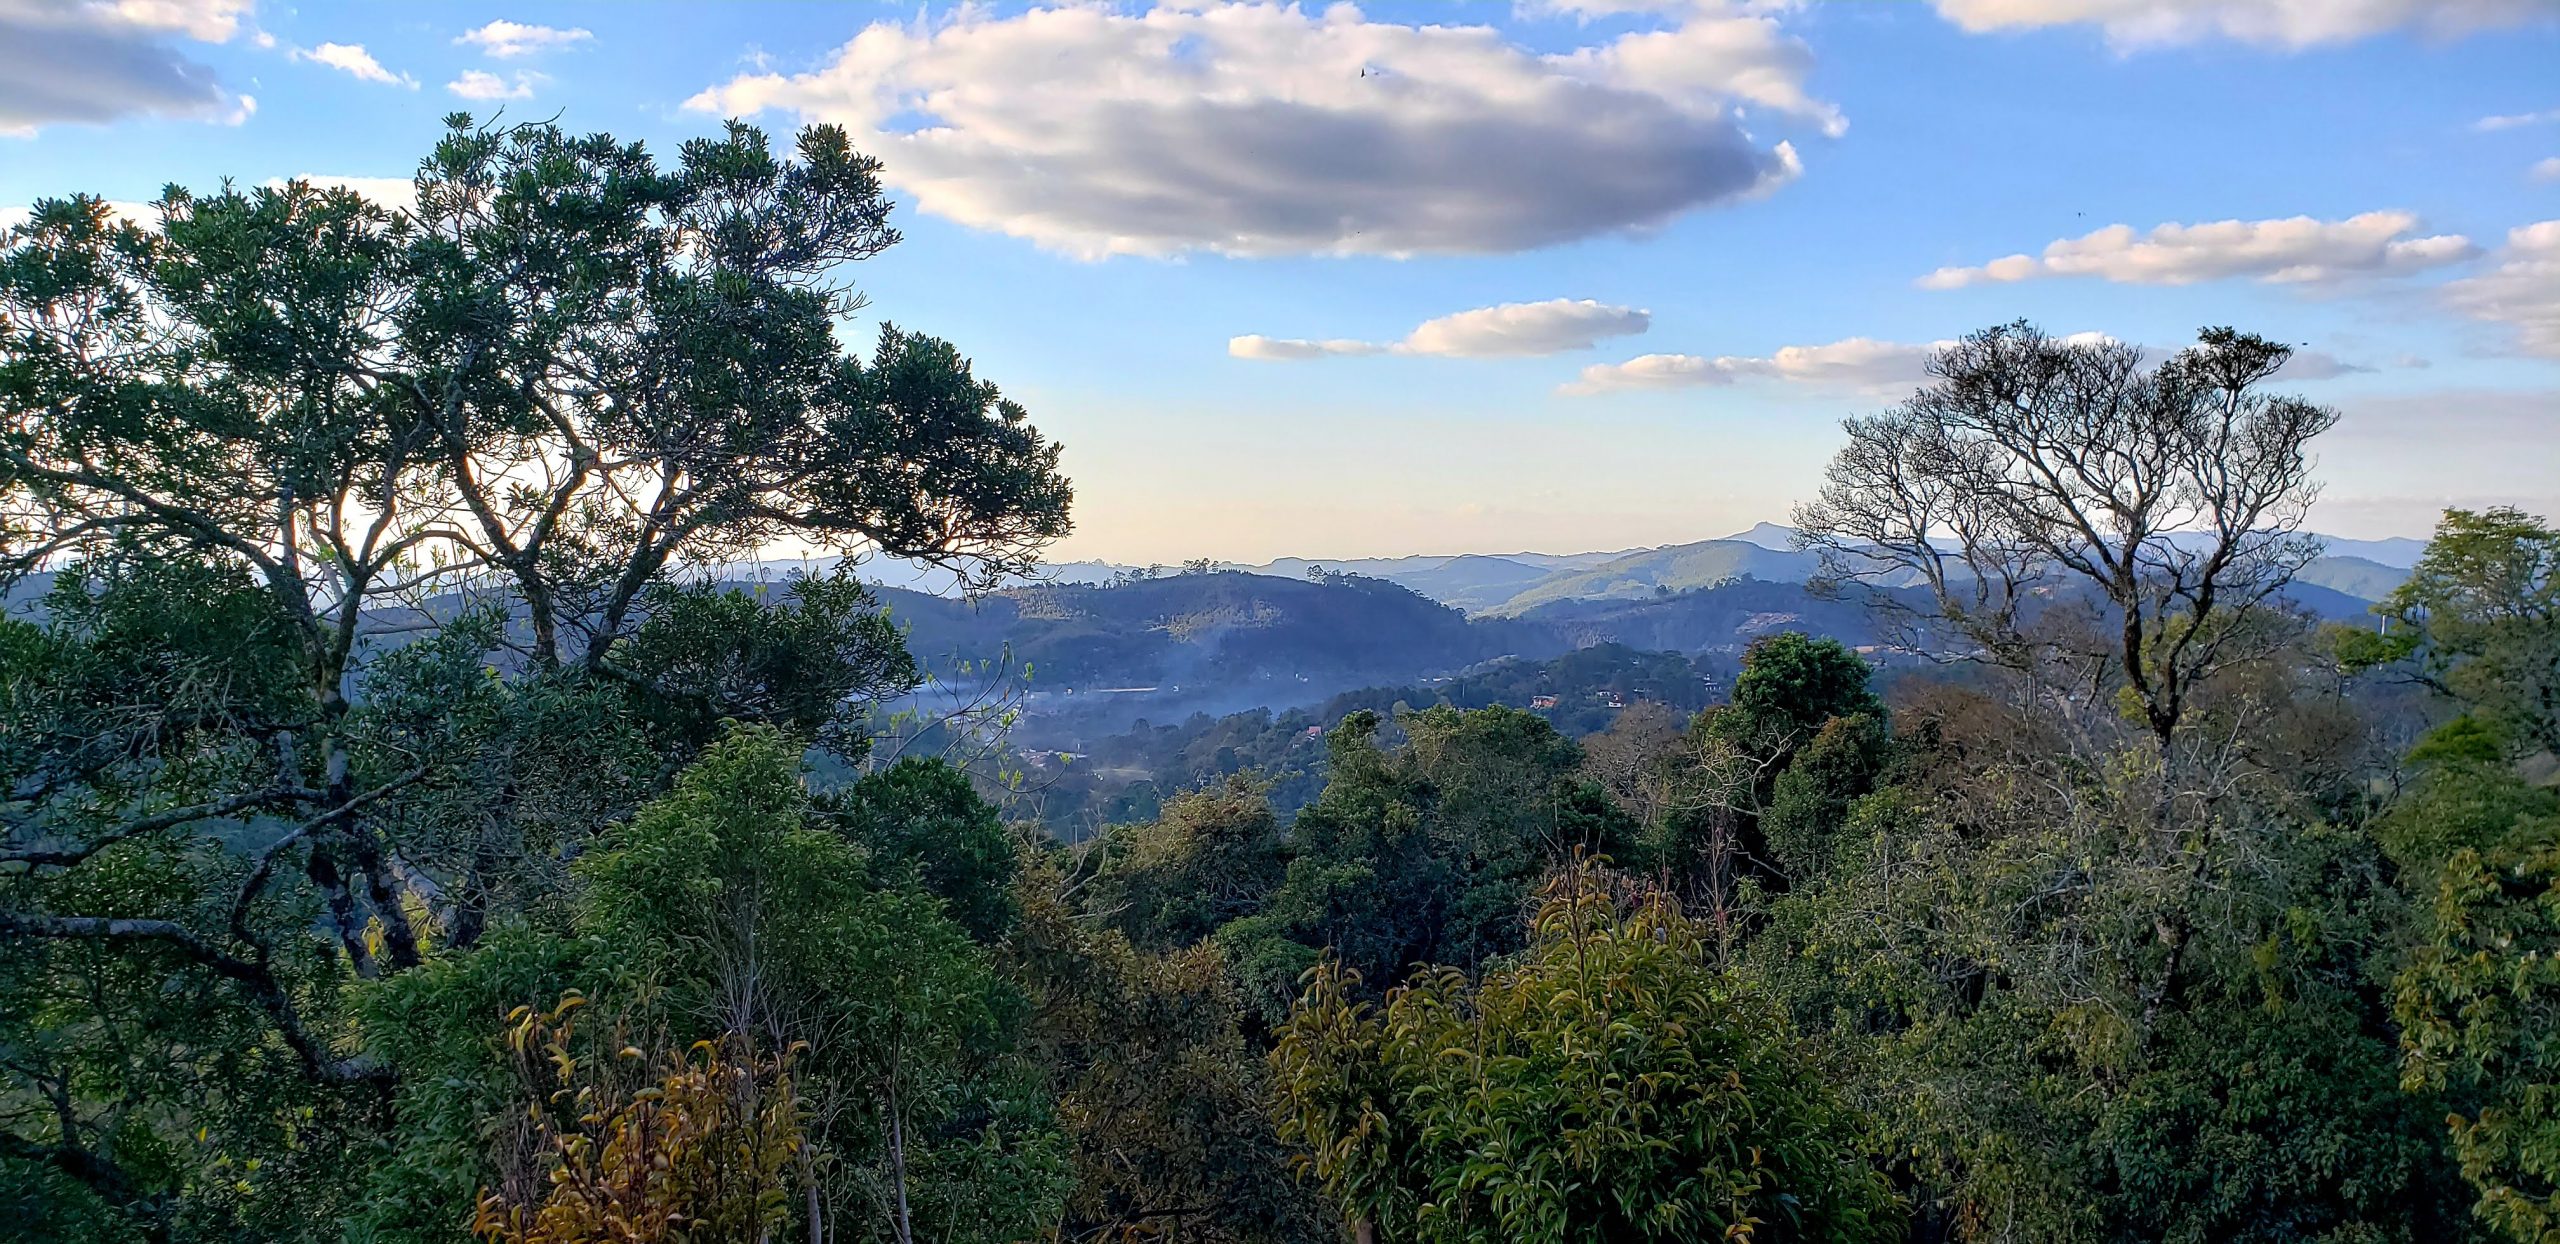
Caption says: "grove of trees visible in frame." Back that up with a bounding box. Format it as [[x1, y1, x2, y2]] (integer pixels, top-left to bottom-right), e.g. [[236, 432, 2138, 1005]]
[[5, 123, 2556, 1244]]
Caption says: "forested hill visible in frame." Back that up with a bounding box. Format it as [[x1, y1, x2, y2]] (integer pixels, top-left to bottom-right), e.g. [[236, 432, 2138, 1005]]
[[859, 568, 1921, 719], [871, 569, 1498, 690], [865, 561, 2382, 719]]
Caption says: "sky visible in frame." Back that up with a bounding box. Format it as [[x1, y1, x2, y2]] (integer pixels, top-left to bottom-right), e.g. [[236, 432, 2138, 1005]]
[[3, 0, 2556, 564]]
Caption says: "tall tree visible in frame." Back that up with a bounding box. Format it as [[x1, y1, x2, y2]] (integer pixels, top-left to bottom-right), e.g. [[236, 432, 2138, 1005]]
[[1795, 322, 2335, 746], [2345, 506, 2560, 757], [0, 116, 1070, 1236]]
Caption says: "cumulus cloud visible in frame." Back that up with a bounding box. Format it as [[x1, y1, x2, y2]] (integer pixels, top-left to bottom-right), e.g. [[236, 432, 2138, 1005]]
[[447, 69, 540, 101], [685, 2, 1834, 259], [293, 41, 416, 88], [454, 19, 592, 58], [2443, 220, 2560, 358], [1559, 332, 2384, 396], [1918, 212, 2477, 289], [1235, 299, 1651, 360], [2476, 107, 2560, 131], [0, 0, 258, 135], [1931, 0, 2556, 49], [1561, 336, 1950, 395]]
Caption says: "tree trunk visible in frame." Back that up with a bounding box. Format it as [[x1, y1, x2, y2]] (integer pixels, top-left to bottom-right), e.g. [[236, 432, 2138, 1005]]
[[886, 1074, 914, 1244]]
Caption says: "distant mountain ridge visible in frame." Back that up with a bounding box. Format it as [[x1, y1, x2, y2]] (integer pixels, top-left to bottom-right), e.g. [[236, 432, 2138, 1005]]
[[574, 523, 2428, 624]]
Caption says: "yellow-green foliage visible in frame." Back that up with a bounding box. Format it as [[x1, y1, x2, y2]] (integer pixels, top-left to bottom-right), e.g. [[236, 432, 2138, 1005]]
[[472, 995, 801, 1244], [1271, 869, 1899, 1244], [2398, 828, 2560, 1243]]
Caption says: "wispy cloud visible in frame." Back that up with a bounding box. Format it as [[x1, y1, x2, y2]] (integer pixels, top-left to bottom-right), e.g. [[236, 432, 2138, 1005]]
[[1932, 0, 2557, 50], [1918, 212, 2475, 289], [1234, 300, 1650, 360], [454, 19, 592, 58], [293, 42, 417, 89], [1562, 337, 1951, 395], [2476, 107, 2560, 131], [446, 69, 542, 101]]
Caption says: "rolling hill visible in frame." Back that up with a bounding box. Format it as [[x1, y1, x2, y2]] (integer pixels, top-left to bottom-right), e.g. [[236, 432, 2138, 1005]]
[[1484, 539, 1825, 615]]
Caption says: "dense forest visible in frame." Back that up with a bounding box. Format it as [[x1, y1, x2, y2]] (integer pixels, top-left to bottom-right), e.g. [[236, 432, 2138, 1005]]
[[4, 119, 2556, 1244]]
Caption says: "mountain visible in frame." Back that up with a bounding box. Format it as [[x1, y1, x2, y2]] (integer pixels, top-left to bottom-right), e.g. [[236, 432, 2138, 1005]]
[[1484, 539, 1825, 616], [726, 523, 2423, 620], [1505, 577, 1905, 653], [1723, 521, 1801, 552], [880, 570, 1492, 688], [2294, 554, 2409, 603], [2311, 535, 2429, 569], [1242, 549, 1629, 600], [1366, 554, 1561, 613]]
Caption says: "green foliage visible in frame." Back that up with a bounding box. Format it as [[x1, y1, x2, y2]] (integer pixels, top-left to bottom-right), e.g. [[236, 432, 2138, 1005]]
[[1006, 861, 1330, 1243], [1717, 633, 1885, 757], [11, 199, 2554, 1244], [1741, 710, 2482, 1243], [1226, 706, 1637, 1023], [1088, 775, 1290, 952], [613, 572, 921, 760], [4, 112, 1071, 1240], [578, 726, 1068, 1243], [1273, 870, 1900, 1243], [2396, 798, 2560, 1242], [821, 755, 1022, 944], [1763, 713, 1891, 882], [2361, 507, 2560, 755], [353, 929, 604, 1244]]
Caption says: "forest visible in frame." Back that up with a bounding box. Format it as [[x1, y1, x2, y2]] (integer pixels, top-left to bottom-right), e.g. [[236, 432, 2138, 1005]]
[[4, 118, 2556, 1244]]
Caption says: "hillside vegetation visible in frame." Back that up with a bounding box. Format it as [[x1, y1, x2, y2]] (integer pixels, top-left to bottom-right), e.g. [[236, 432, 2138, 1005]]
[[6, 124, 2552, 1244]]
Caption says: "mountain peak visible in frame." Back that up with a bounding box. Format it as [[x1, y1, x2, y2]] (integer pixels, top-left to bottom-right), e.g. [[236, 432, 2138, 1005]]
[[1724, 522, 1799, 552]]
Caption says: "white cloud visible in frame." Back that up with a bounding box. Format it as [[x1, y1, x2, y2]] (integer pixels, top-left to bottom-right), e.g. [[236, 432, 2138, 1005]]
[[1561, 332, 2391, 396], [1918, 212, 2477, 289], [1229, 335, 1390, 360], [1235, 298, 1651, 360], [1517, 0, 1701, 18], [2476, 107, 2560, 131], [0, 0, 257, 134], [102, 0, 254, 42], [265, 174, 418, 214], [2270, 349, 2371, 380], [1931, 0, 2557, 49], [2532, 156, 2560, 182], [1560, 352, 1732, 394], [2443, 220, 2560, 358], [1562, 336, 1951, 395], [685, 2, 1833, 259], [447, 69, 541, 101], [293, 42, 416, 88], [454, 19, 592, 58]]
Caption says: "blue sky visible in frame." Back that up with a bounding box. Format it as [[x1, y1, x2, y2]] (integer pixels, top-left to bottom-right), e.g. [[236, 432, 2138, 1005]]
[[4, 1, 2555, 562]]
